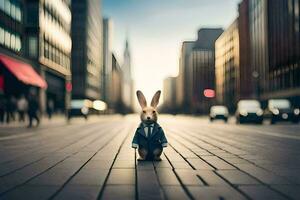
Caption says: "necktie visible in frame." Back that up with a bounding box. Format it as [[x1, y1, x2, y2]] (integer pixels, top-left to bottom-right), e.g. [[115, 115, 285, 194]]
[[147, 126, 151, 137]]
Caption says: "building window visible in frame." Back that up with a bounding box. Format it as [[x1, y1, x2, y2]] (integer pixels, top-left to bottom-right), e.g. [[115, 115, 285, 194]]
[[0, 0, 4, 11], [15, 35, 21, 51], [10, 2, 15, 19], [0, 27, 4, 44], [4, 0, 10, 15], [28, 36, 38, 58], [10, 33, 15, 49], [4, 31, 10, 47], [44, 41, 49, 58], [15, 2, 21, 21]]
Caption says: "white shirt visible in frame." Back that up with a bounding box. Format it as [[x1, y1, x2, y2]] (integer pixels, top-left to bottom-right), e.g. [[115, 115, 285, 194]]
[[143, 123, 154, 137]]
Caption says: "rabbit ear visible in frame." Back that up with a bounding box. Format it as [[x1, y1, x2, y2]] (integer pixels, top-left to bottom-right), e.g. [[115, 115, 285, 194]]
[[151, 90, 161, 108], [136, 90, 147, 108]]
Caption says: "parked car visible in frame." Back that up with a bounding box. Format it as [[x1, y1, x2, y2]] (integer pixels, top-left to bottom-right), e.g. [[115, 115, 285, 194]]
[[266, 99, 299, 124], [236, 100, 263, 124], [210, 105, 229, 122], [67, 99, 91, 120]]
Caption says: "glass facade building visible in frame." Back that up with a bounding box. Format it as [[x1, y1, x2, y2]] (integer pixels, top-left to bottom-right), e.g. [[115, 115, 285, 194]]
[[249, 0, 269, 97], [189, 28, 223, 114], [215, 20, 240, 112], [177, 41, 195, 112], [23, 0, 72, 112], [249, 0, 300, 104], [0, 0, 22, 53], [71, 0, 102, 100]]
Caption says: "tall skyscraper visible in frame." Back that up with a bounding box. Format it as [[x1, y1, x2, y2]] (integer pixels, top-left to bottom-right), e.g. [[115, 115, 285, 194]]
[[102, 18, 113, 105], [71, 0, 102, 101], [177, 41, 195, 112], [215, 19, 240, 111], [190, 28, 223, 114], [111, 53, 123, 112], [163, 76, 177, 113], [122, 39, 133, 112]]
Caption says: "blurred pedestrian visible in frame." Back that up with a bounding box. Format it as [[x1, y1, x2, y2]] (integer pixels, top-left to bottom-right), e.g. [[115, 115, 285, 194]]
[[47, 99, 54, 119], [6, 96, 16, 123], [27, 93, 39, 128], [17, 95, 28, 122], [0, 92, 5, 123]]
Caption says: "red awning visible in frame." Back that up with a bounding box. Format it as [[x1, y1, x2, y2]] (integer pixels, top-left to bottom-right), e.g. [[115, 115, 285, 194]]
[[0, 54, 47, 88]]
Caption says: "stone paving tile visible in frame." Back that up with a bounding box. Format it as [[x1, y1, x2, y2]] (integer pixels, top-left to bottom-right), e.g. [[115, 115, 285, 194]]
[[216, 170, 260, 185], [101, 185, 135, 200], [175, 169, 205, 186], [67, 169, 108, 186], [170, 161, 192, 169], [193, 150, 213, 156], [186, 158, 214, 170], [156, 168, 181, 186], [239, 185, 288, 200], [223, 157, 253, 164], [235, 164, 292, 184], [269, 168, 300, 184], [187, 186, 247, 200], [106, 169, 135, 185], [195, 170, 228, 186], [83, 160, 113, 169], [53, 185, 100, 200], [164, 151, 186, 162], [137, 161, 154, 170], [162, 186, 190, 200], [137, 168, 163, 200], [0, 185, 58, 200], [272, 185, 300, 199], [201, 156, 236, 170], [153, 159, 172, 169], [27, 168, 79, 186], [212, 152, 239, 158], [113, 160, 135, 169]]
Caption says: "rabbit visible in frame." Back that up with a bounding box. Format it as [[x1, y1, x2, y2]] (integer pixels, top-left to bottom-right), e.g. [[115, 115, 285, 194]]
[[132, 90, 168, 161]]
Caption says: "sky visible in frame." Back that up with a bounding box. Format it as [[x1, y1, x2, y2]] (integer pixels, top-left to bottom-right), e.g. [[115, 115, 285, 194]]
[[102, 0, 241, 105]]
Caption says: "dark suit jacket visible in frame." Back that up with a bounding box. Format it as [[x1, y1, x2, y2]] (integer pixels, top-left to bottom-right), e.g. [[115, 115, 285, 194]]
[[132, 122, 168, 153]]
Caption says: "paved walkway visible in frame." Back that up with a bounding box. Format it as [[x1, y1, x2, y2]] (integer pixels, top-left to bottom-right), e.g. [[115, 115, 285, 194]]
[[0, 115, 300, 200]]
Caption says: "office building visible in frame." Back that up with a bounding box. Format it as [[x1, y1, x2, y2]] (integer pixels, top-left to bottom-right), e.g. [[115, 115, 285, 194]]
[[71, 0, 102, 101], [111, 53, 123, 112], [215, 20, 240, 111], [1, 0, 71, 112], [249, 0, 300, 104], [121, 39, 133, 112], [102, 18, 113, 105], [190, 28, 223, 114], [163, 76, 177, 113], [177, 41, 195, 112]]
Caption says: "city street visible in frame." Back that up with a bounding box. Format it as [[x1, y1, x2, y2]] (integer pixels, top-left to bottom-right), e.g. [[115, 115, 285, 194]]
[[0, 115, 300, 200]]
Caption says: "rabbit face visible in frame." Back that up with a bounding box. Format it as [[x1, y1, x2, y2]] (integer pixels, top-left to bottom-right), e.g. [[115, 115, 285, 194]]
[[136, 90, 161, 124], [141, 107, 157, 124]]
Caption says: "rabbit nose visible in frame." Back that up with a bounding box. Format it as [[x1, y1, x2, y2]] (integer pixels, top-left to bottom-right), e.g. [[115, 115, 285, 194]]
[[147, 117, 151, 120]]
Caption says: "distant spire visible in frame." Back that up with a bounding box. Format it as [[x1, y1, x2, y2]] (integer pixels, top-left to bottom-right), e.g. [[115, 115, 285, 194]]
[[124, 37, 130, 57], [123, 37, 131, 77], [126, 39, 129, 49]]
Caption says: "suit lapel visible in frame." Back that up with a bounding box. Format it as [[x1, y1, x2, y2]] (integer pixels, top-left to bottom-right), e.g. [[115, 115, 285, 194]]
[[138, 124, 147, 138]]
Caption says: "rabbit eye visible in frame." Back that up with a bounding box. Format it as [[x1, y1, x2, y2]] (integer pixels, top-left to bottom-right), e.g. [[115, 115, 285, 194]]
[[153, 111, 156, 114], [143, 111, 146, 113]]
